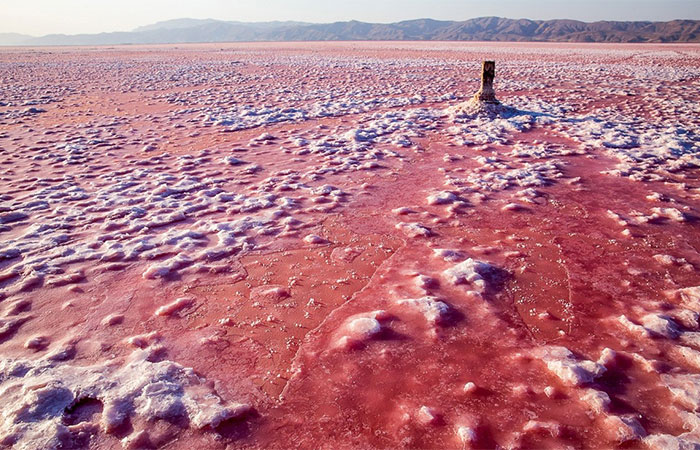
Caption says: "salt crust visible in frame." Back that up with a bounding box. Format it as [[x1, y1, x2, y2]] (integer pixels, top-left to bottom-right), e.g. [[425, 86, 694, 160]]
[[0, 348, 250, 449], [532, 346, 606, 386]]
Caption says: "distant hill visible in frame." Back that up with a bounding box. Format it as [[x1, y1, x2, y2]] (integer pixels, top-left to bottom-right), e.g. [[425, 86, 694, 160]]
[[2, 17, 699, 46], [0, 33, 35, 46], [132, 18, 311, 33], [133, 18, 225, 32]]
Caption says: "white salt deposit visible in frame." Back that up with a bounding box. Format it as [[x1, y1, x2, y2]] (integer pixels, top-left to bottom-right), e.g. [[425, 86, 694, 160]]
[[603, 415, 646, 443], [416, 405, 440, 425], [675, 286, 700, 311], [100, 314, 124, 327], [395, 222, 433, 238], [580, 388, 611, 414], [663, 373, 700, 411], [456, 425, 477, 444], [346, 317, 381, 337], [432, 248, 465, 262], [644, 432, 700, 450], [396, 296, 453, 327], [0, 348, 250, 449], [641, 314, 680, 339], [443, 258, 499, 293], [333, 311, 389, 350], [426, 191, 458, 205], [522, 420, 560, 436], [303, 234, 326, 244], [532, 346, 606, 386], [617, 315, 651, 337], [463, 382, 477, 394], [154, 297, 195, 317]]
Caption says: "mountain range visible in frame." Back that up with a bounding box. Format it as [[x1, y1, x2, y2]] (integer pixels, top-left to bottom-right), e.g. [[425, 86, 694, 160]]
[[2, 17, 699, 46]]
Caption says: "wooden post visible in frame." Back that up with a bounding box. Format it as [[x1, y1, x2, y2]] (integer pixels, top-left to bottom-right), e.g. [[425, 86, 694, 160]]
[[473, 61, 499, 104]]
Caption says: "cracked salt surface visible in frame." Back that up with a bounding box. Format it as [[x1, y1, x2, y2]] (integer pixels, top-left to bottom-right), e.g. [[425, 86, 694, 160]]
[[1, 41, 700, 448]]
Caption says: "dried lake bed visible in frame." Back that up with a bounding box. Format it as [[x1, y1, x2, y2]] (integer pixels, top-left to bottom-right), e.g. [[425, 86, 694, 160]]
[[0, 41, 699, 449]]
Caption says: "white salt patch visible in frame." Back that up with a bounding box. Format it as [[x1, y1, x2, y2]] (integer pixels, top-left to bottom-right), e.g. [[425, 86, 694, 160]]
[[347, 317, 381, 337], [606, 210, 628, 227], [222, 156, 246, 166], [675, 286, 700, 311], [126, 331, 161, 349], [416, 406, 440, 425], [259, 286, 290, 299], [100, 314, 124, 327], [674, 346, 700, 371], [512, 384, 531, 396], [443, 258, 498, 293], [251, 132, 276, 143], [617, 315, 651, 337], [0, 316, 32, 342], [533, 346, 606, 386], [515, 188, 541, 203], [311, 184, 343, 196], [652, 207, 687, 223], [426, 191, 457, 205], [395, 222, 432, 238], [5, 299, 31, 316], [154, 297, 195, 317], [580, 388, 611, 414], [662, 373, 700, 410], [397, 296, 453, 327], [603, 415, 646, 443], [653, 254, 687, 267], [432, 248, 464, 262], [522, 420, 560, 436], [0, 348, 250, 449], [24, 335, 50, 351], [674, 309, 700, 329], [680, 332, 700, 350], [644, 433, 700, 450], [334, 311, 388, 350], [463, 382, 477, 394], [456, 425, 477, 444], [597, 348, 618, 367], [641, 314, 680, 339], [501, 202, 528, 212], [392, 207, 415, 215], [646, 192, 666, 202], [303, 234, 326, 244]]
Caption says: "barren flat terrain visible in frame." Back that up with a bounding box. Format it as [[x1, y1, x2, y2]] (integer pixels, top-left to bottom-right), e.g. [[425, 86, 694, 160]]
[[1, 41, 700, 449]]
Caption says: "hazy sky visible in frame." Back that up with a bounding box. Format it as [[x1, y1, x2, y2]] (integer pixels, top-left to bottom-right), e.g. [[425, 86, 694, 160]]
[[3, 0, 700, 36]]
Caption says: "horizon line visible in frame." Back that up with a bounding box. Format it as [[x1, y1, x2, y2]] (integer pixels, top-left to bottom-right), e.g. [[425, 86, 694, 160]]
[[4, 15, 699, 39]]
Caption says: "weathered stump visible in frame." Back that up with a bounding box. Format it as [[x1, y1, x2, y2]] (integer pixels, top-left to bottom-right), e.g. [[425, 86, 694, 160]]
[[472, 61, 499, 104]]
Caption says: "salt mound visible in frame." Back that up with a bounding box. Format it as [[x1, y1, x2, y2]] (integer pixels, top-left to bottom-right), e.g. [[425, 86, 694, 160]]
[[426, 191, 458, 206], [533, 346, 606, 386], [154, 297, 195, 317], [395, 222, 433, 238], [603, 415, 646, 443], [447, 99, 520, 119], [663, 373, 700, 410], [644, 432, 700, 450], [675, 286, 700, 311], [334, 311, 390, 350], [397, 296, 454, 327], [0, 348, 250, 449], [443, 258, 500, 293], [432, 248, 464, 262]]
